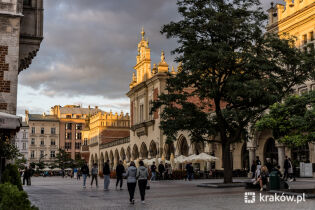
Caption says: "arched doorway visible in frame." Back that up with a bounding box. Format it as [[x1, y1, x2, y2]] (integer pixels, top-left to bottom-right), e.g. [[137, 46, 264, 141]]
[[140, 143, 148, 159], [149, 141, 157, 158], [114, 149, 120, 166], [126, 146, 131, 161], [264, 138, 278, 166], [177, 136, 189, 156], [291, 145, 310, 163], [132, 145, 139, 160], [120, 148, 126, 161], [109, 150, 114, 169], [105, 151, 109, 162], [164, 142, 175, 160], [241, 143, 249, 171], [193, 142, 204, 155]]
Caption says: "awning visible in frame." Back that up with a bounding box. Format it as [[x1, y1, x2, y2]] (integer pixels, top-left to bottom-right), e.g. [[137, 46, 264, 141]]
[[0, 112, 22, 130]]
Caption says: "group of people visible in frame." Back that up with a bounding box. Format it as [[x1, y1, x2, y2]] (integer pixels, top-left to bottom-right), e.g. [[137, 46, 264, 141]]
[[21, 166, 33, 186], [80, 160, 150, 204], [251, 156, 296, 191], [150, 162, 173, 180]]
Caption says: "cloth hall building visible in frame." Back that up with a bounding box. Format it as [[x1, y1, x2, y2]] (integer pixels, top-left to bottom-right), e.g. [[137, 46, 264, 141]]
[[88, 0, 315, 177]]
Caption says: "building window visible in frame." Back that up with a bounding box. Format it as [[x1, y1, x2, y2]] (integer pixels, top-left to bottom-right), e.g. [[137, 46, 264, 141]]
[[66, 115, 71, 119], [40, 139, 44, 145], [51, 139, 55, 145], [41, 127, 44, 134], [75, 142, 81, 149], [15, 143, 18, 149], [50, 151, 56, 158], [31, 127, 35, 134], [31, 151, 35, 158], [23, 142, 26, 150], [75, 132, 82, 140], [84, 138, 88, 146], [65, 132, 72, 140], [140, 104, 144, 122], [311, 84, 315, 91], [76, 123, 82, 130], [51, 127, 56, 134], [31, 138, 35, 145], [65, 142, 72, 149], [303, 34, 307, 45], [23, 132, 27, 139], [40, 150, 45, 158], [65, 123, 72, 130], [310, 31, 314, 41], [76, 115, 80, 119], [23, 0, 31, 5]]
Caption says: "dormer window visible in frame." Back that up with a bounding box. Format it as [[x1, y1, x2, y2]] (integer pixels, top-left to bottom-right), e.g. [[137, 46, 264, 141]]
[[23, 0, 31, 6]]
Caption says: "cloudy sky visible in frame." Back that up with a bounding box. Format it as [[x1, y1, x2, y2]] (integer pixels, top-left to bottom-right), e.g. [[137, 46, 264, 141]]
[[17, 0, 282, 117]]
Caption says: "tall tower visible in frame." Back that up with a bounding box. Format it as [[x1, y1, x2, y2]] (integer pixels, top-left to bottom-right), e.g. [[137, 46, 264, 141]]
[[131, 28, 152, 87]]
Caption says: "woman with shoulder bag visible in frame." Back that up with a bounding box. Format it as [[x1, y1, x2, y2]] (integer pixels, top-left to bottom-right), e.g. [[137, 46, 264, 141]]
[[137, 160, 149, 204]]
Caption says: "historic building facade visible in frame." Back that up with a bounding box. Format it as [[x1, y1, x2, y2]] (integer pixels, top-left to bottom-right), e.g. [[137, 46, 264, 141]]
[[246, 0, 315, 175], [89, 1, 314, 176], [25, 111, 60, 165], [84, 111, 130, 169], [0, 0, 43, 115], [14, 121, 28, 160], [50, 105, 99, 160]]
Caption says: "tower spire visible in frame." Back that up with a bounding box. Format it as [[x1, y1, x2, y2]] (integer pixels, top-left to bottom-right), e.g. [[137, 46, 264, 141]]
[[141, 27, 145, 40]]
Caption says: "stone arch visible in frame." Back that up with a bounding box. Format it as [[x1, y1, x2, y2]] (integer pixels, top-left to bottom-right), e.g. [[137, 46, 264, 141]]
[[264, 138, 278, 166], [126, 146, 131, 161], [241, 143, 249, 170], [105, 151, 109, 162], [94, 153, 98, 165], [109, 150, 114, 169], [149, 141, 158, 158], [193, 141, 204, 155], [177, 136, 189, 156], [132, 144, 139, 160], [164, 142, 175, 160], [114, 149, 120, 167], [140, 142, 148, 159], [120, 148, 126, 161]]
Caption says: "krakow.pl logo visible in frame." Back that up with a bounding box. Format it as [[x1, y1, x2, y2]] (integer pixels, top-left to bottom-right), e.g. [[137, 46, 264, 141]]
[[244, 192, 256, 203]]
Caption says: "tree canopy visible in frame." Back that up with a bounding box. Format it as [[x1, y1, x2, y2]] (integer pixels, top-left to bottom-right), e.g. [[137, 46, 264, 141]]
[[154, 0, 314, 183], [256, 91, 315, 147]]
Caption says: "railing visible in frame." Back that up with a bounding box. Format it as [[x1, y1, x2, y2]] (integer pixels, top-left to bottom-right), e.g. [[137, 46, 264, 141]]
[[99, 136, 130, 149]]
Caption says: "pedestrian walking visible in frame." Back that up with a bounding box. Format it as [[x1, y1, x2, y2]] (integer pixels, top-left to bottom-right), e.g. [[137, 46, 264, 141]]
[[284, 156, 290, 181], [168, 164, 173, 180], [164, 163, 169, 180], [81, 162, 89, 188], [158, 162, 165, 180], [251, 160, 256, 178], [256, 156, 261, 166], [22, 167, 29, 185], [115, 160, 125, 190], [288, 158, 296, 182], [125, 161, 137, 204], [150, 162, 157, 181], [77, 169, 81, 180], [137, 160, 149, 204], [91, 163, 98, 187], [103, 160, 110, 191]]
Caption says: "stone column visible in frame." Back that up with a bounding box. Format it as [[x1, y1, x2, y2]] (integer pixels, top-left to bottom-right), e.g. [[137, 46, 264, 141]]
[[277, 144, 285, 173], [247, 147, 256, 177]]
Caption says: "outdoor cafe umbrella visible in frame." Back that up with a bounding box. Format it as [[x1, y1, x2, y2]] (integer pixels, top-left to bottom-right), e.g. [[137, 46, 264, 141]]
[[43, 167, 51, 171], [52, 168, 61, 171], [191, 153, 218, 162], [174, 155, 188, 164]]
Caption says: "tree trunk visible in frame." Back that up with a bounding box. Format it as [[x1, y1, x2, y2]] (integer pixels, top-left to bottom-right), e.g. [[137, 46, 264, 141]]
[[222, 142, 233, 183]]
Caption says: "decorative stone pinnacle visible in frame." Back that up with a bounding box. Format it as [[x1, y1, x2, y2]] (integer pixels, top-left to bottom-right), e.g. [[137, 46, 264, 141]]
[[141, 27, 145, 40], [132, 72, 136, 81], [161, 50, 165, 62]]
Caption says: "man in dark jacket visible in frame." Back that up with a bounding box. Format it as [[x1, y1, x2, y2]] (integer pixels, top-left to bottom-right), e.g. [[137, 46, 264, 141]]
[[158, 162, 165, 180], [81, 163, 89, 188], [284, 156, 290, 181], [150, 162, 157, 181], [116, 160, 125, 190], [103, 160, 111, 190]]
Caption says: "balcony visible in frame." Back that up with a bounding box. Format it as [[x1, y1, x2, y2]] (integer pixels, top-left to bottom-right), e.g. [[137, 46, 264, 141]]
[[99, 136, 130, 149], [130, 120, 155, 137], [81, 145, 89, 152]]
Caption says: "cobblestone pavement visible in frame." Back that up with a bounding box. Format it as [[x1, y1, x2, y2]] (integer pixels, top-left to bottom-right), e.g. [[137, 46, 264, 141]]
[[24, 177, 315, 210]]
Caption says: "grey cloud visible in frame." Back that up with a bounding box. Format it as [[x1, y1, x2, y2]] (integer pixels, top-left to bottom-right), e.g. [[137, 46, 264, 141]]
[[19, 0, 278, 100]]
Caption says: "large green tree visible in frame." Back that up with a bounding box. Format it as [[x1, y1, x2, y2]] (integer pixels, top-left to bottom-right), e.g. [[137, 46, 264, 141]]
[[256, 91, 315, 147], [54, 149, 72, 170], [154, 0, 314, 183]]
